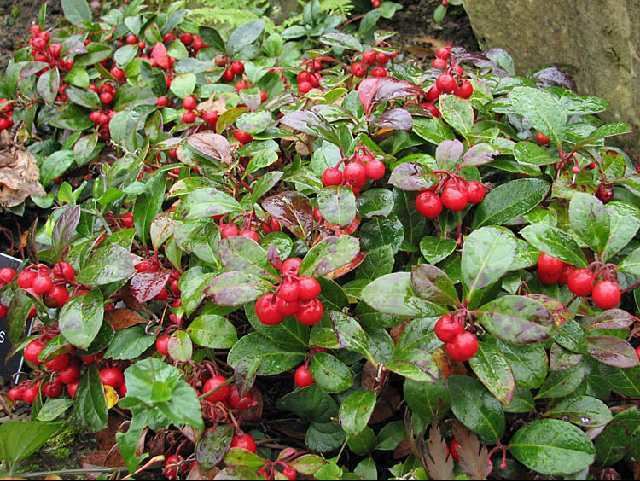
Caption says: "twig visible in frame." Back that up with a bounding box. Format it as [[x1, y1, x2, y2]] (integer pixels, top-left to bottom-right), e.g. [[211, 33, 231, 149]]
[[20, 467, 127, 479]]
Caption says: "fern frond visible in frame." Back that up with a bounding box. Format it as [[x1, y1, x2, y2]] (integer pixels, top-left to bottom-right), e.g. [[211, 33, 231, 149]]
[[318, 0, 354, 15]]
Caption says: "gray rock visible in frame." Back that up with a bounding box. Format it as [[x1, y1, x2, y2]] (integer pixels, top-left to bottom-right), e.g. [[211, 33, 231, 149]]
[[464, 0, 639, 159]]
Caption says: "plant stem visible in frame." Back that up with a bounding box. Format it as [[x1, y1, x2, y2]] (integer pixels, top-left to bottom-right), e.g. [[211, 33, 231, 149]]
[[20, 467, 127, 479]]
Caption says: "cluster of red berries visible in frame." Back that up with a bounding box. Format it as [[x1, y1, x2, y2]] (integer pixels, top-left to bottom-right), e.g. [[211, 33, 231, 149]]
[[421, 47, 473, 117], [135, 258, 182, 303], [29, 24, 74, 72], [218, 219, 270, 243], [175, 94, 221, 127], [0, 98, 14, 132], [416, 176, 486, 219], [88, 83, 118, 138], [255, 258, 324, 327], [296, 71, 322, 95], [322, 146, 386, 194], [350, 49, 395, 78], [257, 461, 299, 481], [15, 262, 76, 308], [434, 312, 479, 362], [537, 253, 621, 310]]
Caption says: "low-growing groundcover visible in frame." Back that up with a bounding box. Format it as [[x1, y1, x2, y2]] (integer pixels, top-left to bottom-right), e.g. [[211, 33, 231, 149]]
[[0, 0, 639, 479]]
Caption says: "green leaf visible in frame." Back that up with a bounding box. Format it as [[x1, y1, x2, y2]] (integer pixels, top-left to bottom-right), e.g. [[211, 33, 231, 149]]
[[479, 295, 555, 344], [114, 45, 138, 67], [104, 326, 156, 360], [183, 188, 242, 220], [0, 421, 62, 468], [317, 187, 357, 227], [187, 314, 237, 349], [448, 375, 505, 444], [413, 117, 455, 144], [404, 379, 450, 424], [300, 236, 360, 277], [61, 0, 91, 26], [37, 67, 60, 105], [513, 142, 556, 166], [619, 245, 640, 277], [544, 396, 613, 428], [170, 73, 196, 98], [594, 407, 640, 465], [411, 264, 459, 306], [602, 201, 640, 262], [37, 399, 73, 422], [473, 178, 550, 228], [339, 390, 377, 435], [310, 352, 353, 393], [227, 20, 265, 56], [134, 172, 166, 246], [320, 32, 363, 51], [468, 338, 516, 405], [520, 223, 588, 267], [76, 244, 136, 287], [462, 226, 517, 295], [420, 236, 457, 264], [219, 237, 276, 278], [510, 419, 595, 475], [497, 340, 548, 389], [206, 271, 272, 306], [196, 425, 234, 469], [568, 192, 610, 253], [74, 365, 108, 432], [59, 291, 104, 350], [66, 86, 101, 109], [227, 332, 305, 375], [236, 111, 274, 135], [509, 86, 567, 144], [40, 150, 75, 186], [358, 189, 395, 218], [360, 215, 405, 254], [167, 330, 192, 363], [306, 422, 346, 453], [361, 272, 443, 317], [439, 95, 474, 137], [536, 365, 586, 399]]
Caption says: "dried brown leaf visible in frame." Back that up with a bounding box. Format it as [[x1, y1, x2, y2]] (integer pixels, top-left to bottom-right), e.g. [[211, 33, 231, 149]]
[[424, 424, 454, 480], [0, 147, 45, 208], [451, 422, 490, 480], [106, 309, 148, 330]]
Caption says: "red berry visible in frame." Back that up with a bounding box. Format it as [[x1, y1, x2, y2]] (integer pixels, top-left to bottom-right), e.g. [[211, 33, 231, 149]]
[[156, 96, 169, 108], [370, 66, 388, 78], [432, 58, 447, 69], [182, 111, 197, 124], [228, 386, 256, 410], [256, 294, 284, 325], [535, 132, 551, 146], [45, 353, 71, 372], [435, 47, 451, 60], [416, 191, 443, 219], [230, 61, 245, 76], [281, 258, 302, 276], [441, 184, 469, 212], [8, 387, 23, 402], [445, 332, 479, 362], [344, 162, 367, 188], [110, 66, 126, 82], [24, 339, 45, 365], [220, 223, 239, 239], [434, 314, 464, 343], [365, 159, 386, 180], [223, 69, 235, 82], [43, 381, 63, 398], [466, 181, 486, 204], [66, 381, 79, 398], [235, 79, 250, 92], [0, 304, 7, 318], [537, 253, 565, 285], [322, 167, 343, 187], [375, 52, 389, 65], [179, 33, 193, 45], [455, 80, 474, 99], [202, 110, 219, 127], [351, 61, 368, 78], [0, 267, 16, 285], [297, 277, 321, 301], [182, 96, 198, 111], [298, 81, 313, 94], [192, 35, 204, 51], [231, 433, 257, 453], [46, 286, 70, 308], [636, 346, 640, 361], [155, 334, 170, 356], [22, 384, 40, 405], [282, 465, 298, 481], [436, 74, 457, 93], [294, 364, 314, 388], [276, 297, 300, 317], [58, 363, 81, 384], [426, 85, 441, 102], [278, 279, 300, 302], [567, 269, 595, 297], [596, 183, 614, 204], [362, 50, 377, 65], [260, 91, 269, 103], [239, 229, 260, 242], [126, 34, 138, 45], [592, 281, 621, 310], [203, 375, 231, 403], [32, 274, 54, 296], [164, 454, 182, 481], [449, 439, 461, 462], [234, 130, 253, 145], [99, 367, 125, 388], [295, 299, 324, 326], [53, 262, 75, 282]]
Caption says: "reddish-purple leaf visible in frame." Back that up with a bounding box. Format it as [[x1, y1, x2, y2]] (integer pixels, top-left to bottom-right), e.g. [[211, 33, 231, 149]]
[[435, 139, 464, 165], [423, 424, 454, 480], [130, 271, 171, 303], [358, 78, 422, 115], [586, 336, 640, 368], [388, 163, 435, 191], [187, 132, 232, 164], [262, 191, 314, 239], [377, 108, 413, 131], [451, 422, 491, 480]]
